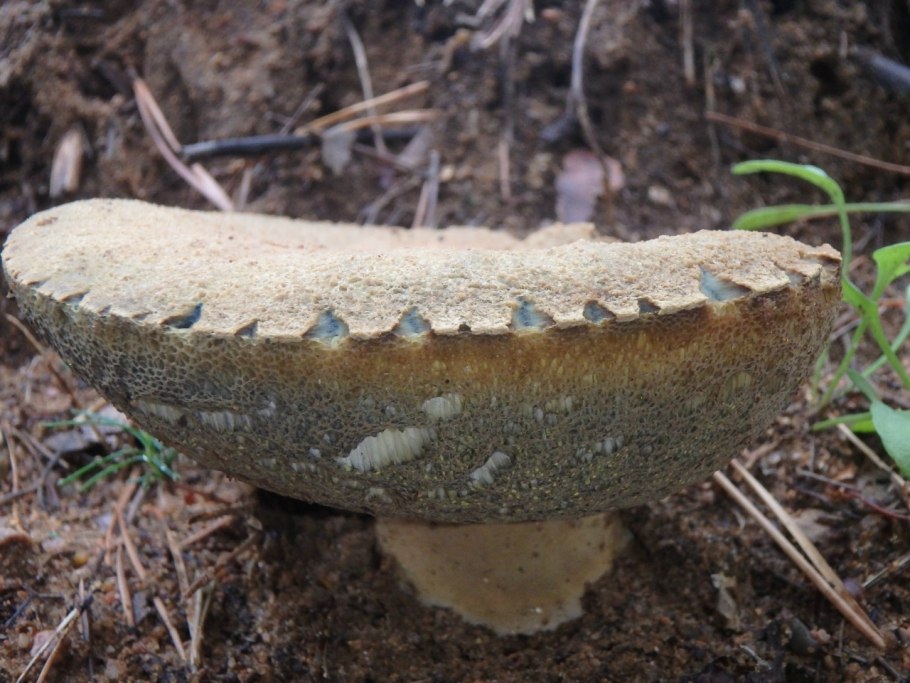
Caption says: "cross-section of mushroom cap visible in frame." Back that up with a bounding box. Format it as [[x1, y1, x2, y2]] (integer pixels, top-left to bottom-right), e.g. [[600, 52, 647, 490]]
[[2, 199, 841, 524]]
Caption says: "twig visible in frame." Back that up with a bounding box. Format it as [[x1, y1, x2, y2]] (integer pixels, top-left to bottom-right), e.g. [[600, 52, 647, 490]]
[[133, 77, 234, 211], [278, 83, 325, 135], [730, 461, 853, 597], [743, 0, 786, 102], [2, 424, 19, 498], [855, 47, 910, 94], [680, 0, 695, 87], [153, 596, 188, 664], [797, 469, 910, 522], [165, 523, 204, 669], [16, 596, 93, 683], [570, 0, 607, 164], [705, 111, 910, 176], [472, 0, 531, 50], [361, 174, 424, 224], [185, 532, 258, 597], [704, 53, 721, 165], [497, 33, 516, 202], [164, 527, 190, 595], [181, 127, 423, 162], [339, 10, 387, 156], [103, 478, 138, 563], [713, 469, 887, 649], [116, 506, 147, 583], [115, 545, 135, 627], [179, 514, 236, 550], [0, 484, 38, 507], [132, 76, 181, 151], [836, 423, 910, 508], [188, 585, 214, 670], [295, 81, 429, 135], [9, 428, 69, 511], [77, 579, 92, 681], [863, 549, 910, 589], [4, 314, 83, 411], [328, 110, 440, 135], [412, 149, 441, 229]]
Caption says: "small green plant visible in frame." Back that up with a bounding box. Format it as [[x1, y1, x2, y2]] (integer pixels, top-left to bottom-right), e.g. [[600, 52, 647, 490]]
[[733, 159, 910, 478], [48, 412, 179, 491]]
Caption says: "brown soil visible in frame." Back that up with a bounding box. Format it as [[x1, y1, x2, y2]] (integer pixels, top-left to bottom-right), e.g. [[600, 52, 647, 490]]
[[2, 1, 910, 681]]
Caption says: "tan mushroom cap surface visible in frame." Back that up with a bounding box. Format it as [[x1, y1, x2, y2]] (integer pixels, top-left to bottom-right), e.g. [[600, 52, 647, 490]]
[[2, 199, 841, 523]]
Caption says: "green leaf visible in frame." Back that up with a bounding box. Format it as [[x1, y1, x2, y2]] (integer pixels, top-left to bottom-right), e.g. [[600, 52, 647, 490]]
[[870, 401, 910, 478], [841, 278, 872, 313], [871, 242, 910, 298]]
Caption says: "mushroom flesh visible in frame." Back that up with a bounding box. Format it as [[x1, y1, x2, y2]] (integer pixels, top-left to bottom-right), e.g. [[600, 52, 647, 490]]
[[2, 199, 841, 633]]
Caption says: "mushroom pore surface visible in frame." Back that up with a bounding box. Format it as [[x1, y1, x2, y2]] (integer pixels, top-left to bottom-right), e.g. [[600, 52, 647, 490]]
[[2, 199, 841, 523]]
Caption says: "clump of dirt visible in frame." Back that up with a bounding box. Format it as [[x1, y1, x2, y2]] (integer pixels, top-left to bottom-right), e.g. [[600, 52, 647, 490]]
[[2, 1, 910, 681]]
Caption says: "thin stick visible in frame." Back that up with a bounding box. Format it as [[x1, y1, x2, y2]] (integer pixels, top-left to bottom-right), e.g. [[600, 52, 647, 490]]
[[16, 598, 91, 683], [571, 0, 608, 164], [836, 423, 910, 507], [179, 515, 236, 550], [5, 314, 83, 411], [296, 81, 429, 135], [713, 471, 886, 649], [473, 0, 529, 50], [188, 585, 214, 670], [185, 533, 258, 596], [729, 460, 883, 636], [705, 110, 910, 176], [0, 484, 38, 507], [115, 545, 135, 627], [164, 524, 199, 668], [133, 78, 234, 211], [423, 149, 439, 228], [116, 506, 147, 583], [165, 527, 191, 596], [498, 34, 516, 202], [278, 83, 325, 135], [863, 549, 910, 589], [744, 0, 786, 102], [153, 596, 188, 664], [103, 478, 137, 562], [731, 460, 846, 591], [329, 109, 440, 135], [680, 0, 695, 87], [2, 425, 19, 497], [704, 53, 721, 165], [77, 579, 92, 681], [132, 77, 181, 151], [340, 11, 387, 156], [180, 127, 420, 162], [361, 174, 424, 225]]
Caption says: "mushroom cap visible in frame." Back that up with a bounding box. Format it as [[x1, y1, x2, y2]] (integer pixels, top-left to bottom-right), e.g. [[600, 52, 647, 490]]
[[2, 199, 841, 522]]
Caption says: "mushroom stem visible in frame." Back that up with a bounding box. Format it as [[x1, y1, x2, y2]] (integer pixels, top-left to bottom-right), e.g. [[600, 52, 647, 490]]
[[376, 512, 630, 635]]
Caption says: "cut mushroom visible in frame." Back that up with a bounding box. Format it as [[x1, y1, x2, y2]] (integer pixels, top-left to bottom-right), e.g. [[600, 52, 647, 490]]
[[1, 199, 841, 633]]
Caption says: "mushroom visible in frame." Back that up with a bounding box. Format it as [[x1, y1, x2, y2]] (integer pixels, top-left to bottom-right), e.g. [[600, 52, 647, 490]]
[[2, 199, 841, 634]]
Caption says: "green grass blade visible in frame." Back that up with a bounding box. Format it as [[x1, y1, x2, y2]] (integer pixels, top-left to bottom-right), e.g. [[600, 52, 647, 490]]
[[732, 201, 910, 231], [733, 160, 852, 271], [812, 411, 874, 432]]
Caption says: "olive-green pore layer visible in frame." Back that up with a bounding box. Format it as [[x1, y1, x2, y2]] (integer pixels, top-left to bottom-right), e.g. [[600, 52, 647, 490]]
[[9, 278, 837, 522]]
